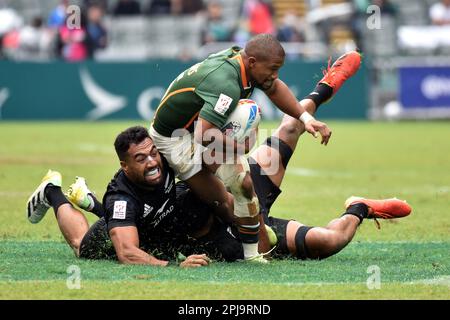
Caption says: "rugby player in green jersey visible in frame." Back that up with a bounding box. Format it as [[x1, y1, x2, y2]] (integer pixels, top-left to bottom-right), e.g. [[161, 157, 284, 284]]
[[149, 34, 350, 262]]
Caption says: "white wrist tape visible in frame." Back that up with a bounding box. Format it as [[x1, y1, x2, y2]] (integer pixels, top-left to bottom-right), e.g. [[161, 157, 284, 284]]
[[299, 111, 315, 124]]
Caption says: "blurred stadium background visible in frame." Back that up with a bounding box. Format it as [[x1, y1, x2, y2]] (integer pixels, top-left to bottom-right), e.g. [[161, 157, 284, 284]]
[[0, 0, 450, 122]]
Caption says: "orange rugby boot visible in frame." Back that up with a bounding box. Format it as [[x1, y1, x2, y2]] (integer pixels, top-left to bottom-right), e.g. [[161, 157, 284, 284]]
[[345, 196, 412, 220], [319, 51, 362, 96]]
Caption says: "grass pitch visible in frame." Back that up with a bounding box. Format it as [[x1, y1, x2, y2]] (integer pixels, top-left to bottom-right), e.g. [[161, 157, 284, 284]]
[[0, 121, 449, 299]]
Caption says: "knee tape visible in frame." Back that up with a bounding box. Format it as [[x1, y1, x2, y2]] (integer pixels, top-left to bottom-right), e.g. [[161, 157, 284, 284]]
[[215, 157, 259, 218], [233, 195, 259, 218]]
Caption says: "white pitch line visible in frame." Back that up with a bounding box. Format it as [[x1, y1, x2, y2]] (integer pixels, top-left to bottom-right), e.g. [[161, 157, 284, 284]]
[[288, 167, 354, 178], [77, 143, 114, 154]]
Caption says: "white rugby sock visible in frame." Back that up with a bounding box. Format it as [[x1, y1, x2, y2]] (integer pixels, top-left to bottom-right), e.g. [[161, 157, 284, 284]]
[[243, 243, 259, 259]]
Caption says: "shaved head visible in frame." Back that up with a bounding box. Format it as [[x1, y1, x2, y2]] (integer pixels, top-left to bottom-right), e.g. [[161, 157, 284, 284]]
[[244, 34, 285, 61]]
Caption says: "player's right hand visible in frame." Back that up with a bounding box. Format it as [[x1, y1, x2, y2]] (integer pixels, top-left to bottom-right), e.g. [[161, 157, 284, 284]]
[[179, 254, 211, 268], [305, 120, 332, 145]]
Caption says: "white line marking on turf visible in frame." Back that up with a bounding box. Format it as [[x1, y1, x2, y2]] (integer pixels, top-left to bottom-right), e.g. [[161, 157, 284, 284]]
[[288, 167, 354, 178], [408, 276, 450, 287], [77, 143, 114, 154]]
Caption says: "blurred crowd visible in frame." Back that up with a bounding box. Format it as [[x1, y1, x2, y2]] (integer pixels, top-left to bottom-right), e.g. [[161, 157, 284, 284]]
[[0, 0, 449, 62], [0, 0, 108, 61]]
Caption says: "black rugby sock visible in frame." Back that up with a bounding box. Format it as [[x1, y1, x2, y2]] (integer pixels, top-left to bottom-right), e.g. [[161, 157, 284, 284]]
[[342, 203, 369, 223], [89, 196, 105, 218], [305, 83, 333, 109], [44, 185, 71, 214]]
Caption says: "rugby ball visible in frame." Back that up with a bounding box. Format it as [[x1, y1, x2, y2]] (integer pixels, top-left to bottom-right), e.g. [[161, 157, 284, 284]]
[[221, 99, 261, 143]]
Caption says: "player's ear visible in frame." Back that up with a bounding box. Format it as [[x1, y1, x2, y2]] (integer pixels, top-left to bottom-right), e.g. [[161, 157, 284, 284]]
[[248, 56, 257, 67], [120, 160, 128, 173]]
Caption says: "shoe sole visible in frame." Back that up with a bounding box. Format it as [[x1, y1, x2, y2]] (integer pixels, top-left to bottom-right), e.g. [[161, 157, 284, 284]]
[[26, 180, 51, 224]]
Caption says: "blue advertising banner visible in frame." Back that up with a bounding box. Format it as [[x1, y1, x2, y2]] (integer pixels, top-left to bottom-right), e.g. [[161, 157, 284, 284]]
[[400, 66, 450, 109]]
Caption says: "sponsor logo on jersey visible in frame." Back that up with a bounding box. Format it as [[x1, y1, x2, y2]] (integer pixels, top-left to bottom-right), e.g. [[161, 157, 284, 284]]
[[113, 201, 127, 219], [151, 198, 175, 227], [164, 173, 174, 194], [143, 203, 153, 218], [214, 93, 233, 115], [226, 226, 237, 239]]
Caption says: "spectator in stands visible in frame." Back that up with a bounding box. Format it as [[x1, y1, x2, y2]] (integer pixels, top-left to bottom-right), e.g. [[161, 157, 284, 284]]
[[113, 0, 141, 15], [0, 7, 23, 59], [83, 0, 109, 11], [86, 4, 108, 57], [17, 16, 54, 60], [56, 12, 89, 61], [201, 1, 231, 44], [145, 0, 172, 15], [48, 0, 69, 28], [277, 11, 304, 43], [429, 0, 450, 25], [232, 18, 252, 46], [171, 0, 204, 15], [242, 0, 275, 36], [351, 0, 397, 51]]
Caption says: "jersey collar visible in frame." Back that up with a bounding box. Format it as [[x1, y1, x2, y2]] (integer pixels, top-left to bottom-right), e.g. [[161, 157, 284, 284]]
[[230, 51, 252, 90]]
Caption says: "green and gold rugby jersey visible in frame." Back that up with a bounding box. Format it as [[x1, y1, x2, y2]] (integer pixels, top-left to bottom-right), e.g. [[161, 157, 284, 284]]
[[152, 46, 254, 137]]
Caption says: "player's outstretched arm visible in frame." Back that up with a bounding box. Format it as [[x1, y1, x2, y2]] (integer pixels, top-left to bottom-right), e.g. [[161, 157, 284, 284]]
[[109, 226, 211, 268], [264, 79, 332, 145], [109, 226, 168, 266]]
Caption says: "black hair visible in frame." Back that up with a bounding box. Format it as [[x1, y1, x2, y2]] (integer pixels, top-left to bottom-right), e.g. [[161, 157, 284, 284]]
[[114, 126, 150, 161], [244, 33, 285, 61]]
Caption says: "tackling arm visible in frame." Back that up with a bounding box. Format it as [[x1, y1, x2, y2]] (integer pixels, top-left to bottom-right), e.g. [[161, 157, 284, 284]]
[[109, 226, 211, 268], [109, 226, 168, 266]]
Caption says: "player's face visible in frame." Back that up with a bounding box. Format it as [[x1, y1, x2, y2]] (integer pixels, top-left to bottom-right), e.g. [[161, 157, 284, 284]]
[[249, 55, 284, 90], [123, 138, 164, 188]]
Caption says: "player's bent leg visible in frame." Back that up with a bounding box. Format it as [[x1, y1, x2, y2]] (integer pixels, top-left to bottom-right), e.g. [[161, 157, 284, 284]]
[[303, 215, 360, 259], [27, 170, 90, 257], [215, 158, 267, 261], [250, 120, 296, 187], [266, 217, 312, 259], [55, 204, 90, 257], [268, 213, 360, 260]]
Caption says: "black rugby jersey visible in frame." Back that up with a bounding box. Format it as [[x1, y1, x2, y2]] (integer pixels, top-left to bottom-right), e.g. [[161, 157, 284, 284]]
[[102, 159, 183, 247]]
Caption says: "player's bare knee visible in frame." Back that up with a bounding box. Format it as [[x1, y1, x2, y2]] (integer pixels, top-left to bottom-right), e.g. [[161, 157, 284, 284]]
[[279, 115, 303, 137], [70, 238, 83, 257]]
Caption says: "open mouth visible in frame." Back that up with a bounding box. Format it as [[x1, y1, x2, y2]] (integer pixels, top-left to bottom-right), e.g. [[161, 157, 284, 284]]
[[145, 167, 160, 177]]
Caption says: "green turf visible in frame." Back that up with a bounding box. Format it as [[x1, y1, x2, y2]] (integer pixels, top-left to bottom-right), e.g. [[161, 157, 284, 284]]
[[0, 121, 449, 299]]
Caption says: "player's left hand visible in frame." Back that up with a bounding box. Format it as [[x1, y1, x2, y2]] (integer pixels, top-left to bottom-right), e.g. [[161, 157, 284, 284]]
[[304, 120, 332, 145], [180, 254, 211, 268]]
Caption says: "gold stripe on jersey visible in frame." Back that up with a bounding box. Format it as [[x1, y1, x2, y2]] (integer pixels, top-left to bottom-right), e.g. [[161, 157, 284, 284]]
[[229, 54, 250, 89], [154, 87, 196, 118], [184, 111, 200, 129]]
